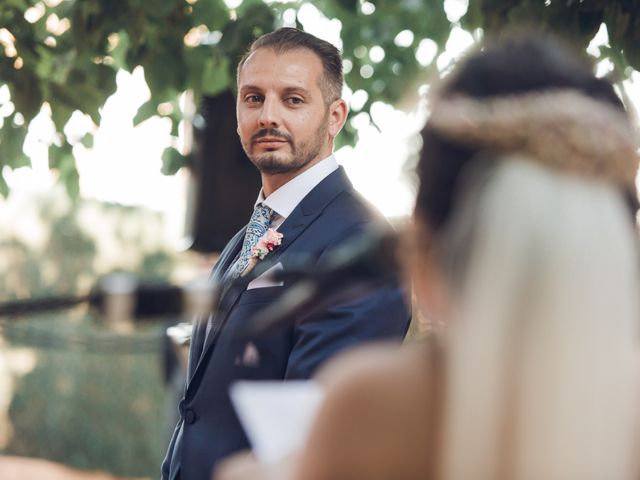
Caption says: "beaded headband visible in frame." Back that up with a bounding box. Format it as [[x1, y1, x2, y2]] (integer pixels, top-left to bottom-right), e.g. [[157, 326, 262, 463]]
[[428, 89, 639, 192]]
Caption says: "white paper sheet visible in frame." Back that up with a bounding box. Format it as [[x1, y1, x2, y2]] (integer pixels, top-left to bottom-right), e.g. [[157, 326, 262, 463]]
[[230, 380, 325, 463]]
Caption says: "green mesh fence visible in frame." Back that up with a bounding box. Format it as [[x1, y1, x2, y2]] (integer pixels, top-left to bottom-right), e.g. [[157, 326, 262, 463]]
[[0, 312, 177, 479]]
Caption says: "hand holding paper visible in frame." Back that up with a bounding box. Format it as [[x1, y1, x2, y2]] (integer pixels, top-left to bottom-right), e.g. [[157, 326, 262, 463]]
[[229, 381, 325, 463]]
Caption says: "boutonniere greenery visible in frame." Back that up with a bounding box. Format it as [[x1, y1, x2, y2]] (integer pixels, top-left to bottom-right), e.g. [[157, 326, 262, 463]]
[[242, 228, 283, 277]]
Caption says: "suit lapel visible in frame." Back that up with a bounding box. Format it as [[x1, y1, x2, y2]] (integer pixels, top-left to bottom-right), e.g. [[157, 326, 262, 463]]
[[186, 228, 245, 382], [211, 228, 246, 284], [250, 165, 354, 273], [188, 167, 352, 388]]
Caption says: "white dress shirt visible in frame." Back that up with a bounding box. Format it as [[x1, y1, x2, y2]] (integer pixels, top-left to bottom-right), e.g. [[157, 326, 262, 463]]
[[255, 155, 339, 229]]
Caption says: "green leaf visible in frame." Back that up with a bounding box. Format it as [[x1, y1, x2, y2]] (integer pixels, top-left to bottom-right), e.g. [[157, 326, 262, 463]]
[[60, 162, 80, 199], [49, 64, 118, 126], [49, 101, 74, 132], [201, 55, 230, 96], [0, 117, 29, 169], [1, 0, 29, 10], [109, 30, 131, 71], [8, 68, 43, 123], [184, 45, 209, 98], [0, 173, 8, 198], [49, 140, 79, 198], [70, 0, 109, 54], [80, 132, 94, 149], [170, 116, 180, 137], [139, 0, 184, 17], [336, 0, 358, 15], [142, 35, 188, 100], [161, 146, 188, 175], [48, 141, 73, 170], [49, 48, 77, 85], [219, 3, 276, 57], [461, 0, 485, 30], [192, 0, 229, 31], [133, 99, 160, 126]]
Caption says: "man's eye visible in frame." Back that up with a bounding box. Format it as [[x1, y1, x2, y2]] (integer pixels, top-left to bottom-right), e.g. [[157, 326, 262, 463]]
[[286, 97, 303, 105], [245, 95, 262, 103]]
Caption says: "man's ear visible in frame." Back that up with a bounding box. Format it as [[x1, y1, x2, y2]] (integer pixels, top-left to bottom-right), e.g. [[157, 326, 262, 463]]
[[328, 99, 349, 138]]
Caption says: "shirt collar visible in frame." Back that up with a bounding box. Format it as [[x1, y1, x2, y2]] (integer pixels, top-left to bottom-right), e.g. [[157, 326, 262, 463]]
[[256, 155, 339, 219]]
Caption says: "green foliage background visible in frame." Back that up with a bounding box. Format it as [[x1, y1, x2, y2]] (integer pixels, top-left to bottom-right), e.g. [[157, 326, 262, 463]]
[[4, 318, 169, 478], [1, 0, 638, 198], [0, 196, 182, 478]]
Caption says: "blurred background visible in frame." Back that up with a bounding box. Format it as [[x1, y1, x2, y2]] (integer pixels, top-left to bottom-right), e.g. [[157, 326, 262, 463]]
[[1, 0, 640, 478]]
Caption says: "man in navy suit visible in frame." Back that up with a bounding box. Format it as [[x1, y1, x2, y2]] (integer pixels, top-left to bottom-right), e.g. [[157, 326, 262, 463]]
[[162, 27, 410, 480]]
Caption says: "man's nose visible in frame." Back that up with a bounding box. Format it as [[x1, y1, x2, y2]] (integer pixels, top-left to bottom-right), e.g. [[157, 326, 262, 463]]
[[258, 97, 280, 128]]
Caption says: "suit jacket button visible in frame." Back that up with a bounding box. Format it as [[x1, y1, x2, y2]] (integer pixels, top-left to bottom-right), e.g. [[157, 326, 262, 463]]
[[184, 408, 198, 424]]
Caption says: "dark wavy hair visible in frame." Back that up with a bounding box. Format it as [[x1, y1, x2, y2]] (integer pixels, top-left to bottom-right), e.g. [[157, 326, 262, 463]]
[[416, 33, 634, 232]]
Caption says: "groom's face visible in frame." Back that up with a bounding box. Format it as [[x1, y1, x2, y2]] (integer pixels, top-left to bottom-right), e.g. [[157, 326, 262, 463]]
[[236, 47, 333, 175]]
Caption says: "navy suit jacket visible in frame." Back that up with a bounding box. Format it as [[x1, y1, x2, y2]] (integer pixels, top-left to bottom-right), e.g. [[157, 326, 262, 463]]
[[162, 167, 410, 480]]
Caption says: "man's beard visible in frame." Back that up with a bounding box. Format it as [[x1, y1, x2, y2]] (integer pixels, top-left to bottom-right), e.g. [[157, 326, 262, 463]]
[[244, 117, 329, 175]]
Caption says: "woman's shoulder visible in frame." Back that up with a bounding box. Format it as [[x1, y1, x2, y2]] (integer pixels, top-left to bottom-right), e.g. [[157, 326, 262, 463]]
[[316, 338, 438, 394], [299, 338, 440, 480], [316, 339, 439, 429]]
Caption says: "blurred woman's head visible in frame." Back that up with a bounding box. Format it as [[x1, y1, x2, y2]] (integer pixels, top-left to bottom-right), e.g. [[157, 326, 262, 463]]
[[412, 33, 640, 480]]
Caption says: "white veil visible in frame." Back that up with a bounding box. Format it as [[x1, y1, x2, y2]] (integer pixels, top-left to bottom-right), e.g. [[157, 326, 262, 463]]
[[439, 156, 640, 480]]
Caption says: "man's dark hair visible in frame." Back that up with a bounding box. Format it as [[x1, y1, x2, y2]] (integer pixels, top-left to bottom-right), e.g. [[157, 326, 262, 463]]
[[416, 32, 635, 231], [237, 27, 343, 104]]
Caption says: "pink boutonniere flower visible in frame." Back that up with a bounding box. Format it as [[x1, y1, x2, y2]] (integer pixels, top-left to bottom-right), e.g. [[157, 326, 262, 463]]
[[251, 228, 283, 260], [241, 228, 283, 277]]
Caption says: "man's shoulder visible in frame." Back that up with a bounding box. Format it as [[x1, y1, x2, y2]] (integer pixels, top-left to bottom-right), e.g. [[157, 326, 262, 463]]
[[321, 186, 389, 229], [303, 188, 393, 259]]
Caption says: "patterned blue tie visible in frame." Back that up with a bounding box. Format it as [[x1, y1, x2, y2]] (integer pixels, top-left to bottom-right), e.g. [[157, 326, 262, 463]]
[[205, 204, 274, 343], [224, 203, 274, 281]]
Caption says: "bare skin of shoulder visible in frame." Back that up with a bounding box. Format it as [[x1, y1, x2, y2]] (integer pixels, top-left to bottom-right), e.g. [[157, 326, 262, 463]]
[[214, 341, 436, 480], [297, 341, 437, 480]]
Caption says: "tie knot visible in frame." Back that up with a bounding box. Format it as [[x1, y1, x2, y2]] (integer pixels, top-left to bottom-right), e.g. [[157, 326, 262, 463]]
[[223, 203, 276, 281], [251, 203, 273, 227], [244, 203, 274, 244]]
